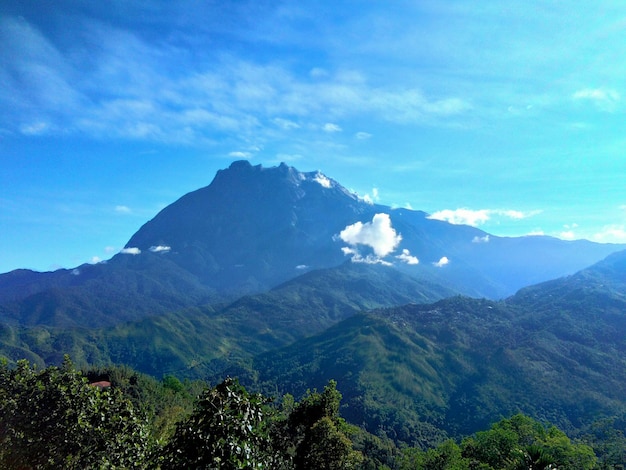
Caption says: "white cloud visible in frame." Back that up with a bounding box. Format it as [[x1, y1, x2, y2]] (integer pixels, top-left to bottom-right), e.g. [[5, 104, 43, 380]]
[[433, 256, 449, 268], [115, 205, 131, 214], [90, 256, 102, 264], [20, 121, 50, 135], [341, 246, 357, 256], [72, 268, 81, 276], [310, 67, 328, 79], [104, 246, 116, 253], [120, 247, 141, 255], [295, 264, 308, 269], [428, 208, 540, 227], [229, 151, 252, 159], [396, 248, 419, 265], [273, 117, 300, 130], [276, 153, 302, 162], [498, 210, 526, 219], [355, 131, 371, 140], [341, 246, 392, 265], [591, 225, 626, 243], [526, 229, 545, 236], [313, 172, 332, 188], [557, 223, 579, 240], [339, 213, 402, 259], [573, 88, 620, 111], [361, 188, 380, 205], [323, 122, 342, 133], [428, 208, 491, 226], [472, 234, 490, 243], [0, 15, 476, 145], [149, 245, 171, 253]]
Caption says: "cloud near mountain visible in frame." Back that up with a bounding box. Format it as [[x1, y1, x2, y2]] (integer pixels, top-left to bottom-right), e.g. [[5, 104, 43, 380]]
[[338, 213, 402, 264], [396, 249, 419, 265], [428, 208, 540, 227], [433, 256, 449, 267], [149, 245, 171, 253]]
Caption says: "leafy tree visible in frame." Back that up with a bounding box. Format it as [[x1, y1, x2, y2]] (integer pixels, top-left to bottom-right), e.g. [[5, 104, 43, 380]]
[[580, 417, 626, 469], [461, 414, 597, 470], [161, 377, 284, 469], [286, 380, 363, 469], [399, 439, 470, 470], [0, 357, 151, 469], [540, 425, 596, 470], [296, 416, 362, 469], [86, 365, 201, 444]]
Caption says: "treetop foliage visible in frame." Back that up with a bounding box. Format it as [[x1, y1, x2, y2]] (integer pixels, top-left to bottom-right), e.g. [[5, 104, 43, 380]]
[[0, 359, 622, 469]]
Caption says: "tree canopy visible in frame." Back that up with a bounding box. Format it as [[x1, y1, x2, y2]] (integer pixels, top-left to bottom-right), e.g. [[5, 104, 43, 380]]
[[0, 359, 621, 469]]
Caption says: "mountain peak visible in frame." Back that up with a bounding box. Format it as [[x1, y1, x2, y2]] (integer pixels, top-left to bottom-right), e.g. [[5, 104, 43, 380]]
[[228, 159, 255, 171], [213, 160, 344, 196]]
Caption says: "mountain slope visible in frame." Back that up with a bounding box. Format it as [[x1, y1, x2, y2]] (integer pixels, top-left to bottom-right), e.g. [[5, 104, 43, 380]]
[[0, 263, 454, 376], [0, 251, 215, 327], [0, 160, 624, 328], [226, 251, 626, 446]]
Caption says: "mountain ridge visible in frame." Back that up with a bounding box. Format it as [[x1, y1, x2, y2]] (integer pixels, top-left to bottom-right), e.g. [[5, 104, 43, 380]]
[[223, 250, 626, 445], [1, 160, 624, 329]]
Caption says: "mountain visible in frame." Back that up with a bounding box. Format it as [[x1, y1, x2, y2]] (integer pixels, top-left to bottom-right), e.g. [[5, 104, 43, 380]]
[[0, 251, 216, 327], [223, 250, 626, 446], [0, 160, 623, 328], [0, 262, 454, 376]]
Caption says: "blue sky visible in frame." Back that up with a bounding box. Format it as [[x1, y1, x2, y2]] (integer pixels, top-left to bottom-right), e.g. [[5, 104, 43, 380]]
[[1, 1, 625, 273]]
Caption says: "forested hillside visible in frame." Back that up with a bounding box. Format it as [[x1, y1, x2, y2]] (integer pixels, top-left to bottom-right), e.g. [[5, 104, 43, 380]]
[[1, 359, 619, 469]]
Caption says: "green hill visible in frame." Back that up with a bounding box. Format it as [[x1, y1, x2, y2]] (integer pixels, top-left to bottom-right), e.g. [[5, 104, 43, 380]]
[[0, 263, 453, 377], [220, 252, 626, 446]]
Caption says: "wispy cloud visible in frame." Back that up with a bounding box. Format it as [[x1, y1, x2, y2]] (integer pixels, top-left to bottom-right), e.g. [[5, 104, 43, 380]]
[[115, 205, 132, 214], [428, 208, 540, 227], [591, 225, 626, 243], [472, 234, 490, 243], [20, 121, 50, 136], [229, 151, 252, 159], [120, 247, 141, 255], [273, 117, 300, 130], [396, 248, 419, 265], [0, 14, 475, 147], [573, 88, 620, 111], [322, 123, 342, 133], [313, 172, 332, 188], [361, 188, 380, 205], [557, 223, 578, 240], [149, 245, 171, 253], [429, 208, 490, 226]]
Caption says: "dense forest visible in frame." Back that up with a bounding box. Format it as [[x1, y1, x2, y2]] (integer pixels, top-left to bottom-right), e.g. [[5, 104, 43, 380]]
[[1, 358, 624, 469]]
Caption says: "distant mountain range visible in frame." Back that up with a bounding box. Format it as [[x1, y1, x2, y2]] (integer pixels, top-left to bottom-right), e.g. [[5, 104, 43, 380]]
[[1, 161, 626, 446], [0, 160, 622, 328]]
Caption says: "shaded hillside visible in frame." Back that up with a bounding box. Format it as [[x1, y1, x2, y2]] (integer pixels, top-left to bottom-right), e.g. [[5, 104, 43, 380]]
[[224, 251, 626, 446], [0, 252, 215, 328], [0, 263, 454, 377]]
